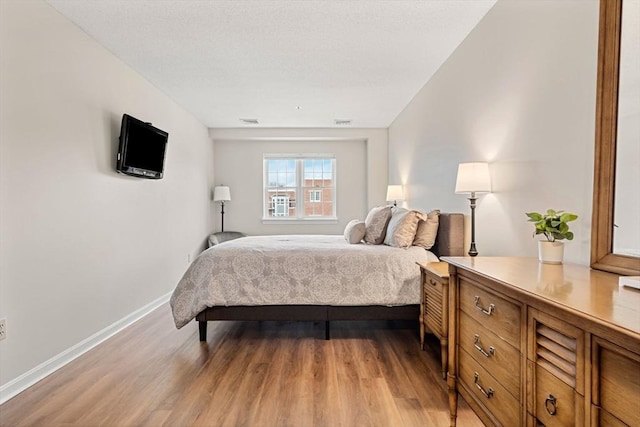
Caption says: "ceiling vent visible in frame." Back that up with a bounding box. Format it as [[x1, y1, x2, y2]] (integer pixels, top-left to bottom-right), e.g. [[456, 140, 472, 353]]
[[240, 118, 259, 125], [334, 119, 352, 125]]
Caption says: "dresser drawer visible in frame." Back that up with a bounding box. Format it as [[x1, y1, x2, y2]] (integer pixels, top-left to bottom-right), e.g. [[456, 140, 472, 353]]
[[595, 339, 640, 427], [534, 364, 583, 427], [459, 347, 521, 427], [595, 408, 628, 426], [424, 272, 444, 336], [459, 311, 520, 398], [459, 278, 521, 347]]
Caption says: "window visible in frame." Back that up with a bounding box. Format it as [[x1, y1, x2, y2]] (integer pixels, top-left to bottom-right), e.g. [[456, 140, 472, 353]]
[[264, 155, 336, 220], [309, 190, 322, 203]]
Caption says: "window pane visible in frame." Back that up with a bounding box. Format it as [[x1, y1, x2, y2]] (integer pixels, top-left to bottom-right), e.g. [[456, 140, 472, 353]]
[[303, 159, 334, 217], [303, 159, 312, 180], [323, 189, 333, 216]]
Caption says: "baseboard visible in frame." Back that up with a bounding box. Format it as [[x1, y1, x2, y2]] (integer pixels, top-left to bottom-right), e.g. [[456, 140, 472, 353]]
[[0, 291, 172, 405]]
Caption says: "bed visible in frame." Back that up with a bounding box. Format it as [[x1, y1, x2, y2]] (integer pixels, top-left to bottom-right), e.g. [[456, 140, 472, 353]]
[[170, 212, 464, 341]]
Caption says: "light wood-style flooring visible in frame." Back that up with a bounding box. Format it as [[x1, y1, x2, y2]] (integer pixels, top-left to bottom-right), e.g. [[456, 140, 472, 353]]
[[0, 304, 483, 426]]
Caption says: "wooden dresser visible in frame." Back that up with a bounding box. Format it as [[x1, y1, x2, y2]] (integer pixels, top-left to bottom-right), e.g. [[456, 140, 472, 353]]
[[441, 257, 640, 427]]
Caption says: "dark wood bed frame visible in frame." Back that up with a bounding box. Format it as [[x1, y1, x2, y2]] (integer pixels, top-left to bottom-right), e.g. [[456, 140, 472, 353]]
[[196, 212, 464, 341]]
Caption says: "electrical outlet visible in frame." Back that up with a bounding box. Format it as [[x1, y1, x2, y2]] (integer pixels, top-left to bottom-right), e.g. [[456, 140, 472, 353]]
[[0, 319, 6, 341]]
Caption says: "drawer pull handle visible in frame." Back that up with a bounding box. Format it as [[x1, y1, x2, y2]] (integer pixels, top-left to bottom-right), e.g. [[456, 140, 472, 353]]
[[429, 279, 438, 286], [545, 394, 557, 416], [474, 296, 495, 316], [473, 372, 494, 399], [473, 334, 496, 357]]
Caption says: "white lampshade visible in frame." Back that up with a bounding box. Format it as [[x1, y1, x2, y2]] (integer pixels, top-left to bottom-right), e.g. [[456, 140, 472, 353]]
[[455, 163, 491, 194], [386, 185, 404, 202], [213, 186, 231, 202]]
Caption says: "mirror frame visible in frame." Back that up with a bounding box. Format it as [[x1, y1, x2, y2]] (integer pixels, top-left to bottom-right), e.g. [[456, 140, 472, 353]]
[[591, 0, 640, 275]]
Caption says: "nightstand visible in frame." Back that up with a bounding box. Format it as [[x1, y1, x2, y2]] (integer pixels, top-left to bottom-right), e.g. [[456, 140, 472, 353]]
[[417, 261, 449, 380]]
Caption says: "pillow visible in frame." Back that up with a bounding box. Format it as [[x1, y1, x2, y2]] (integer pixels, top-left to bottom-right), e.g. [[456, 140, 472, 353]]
[[384, 208, 426, 248], [364, 206, 393, 244], [413, 209, 440, 249], [344, 220, 366, 244]]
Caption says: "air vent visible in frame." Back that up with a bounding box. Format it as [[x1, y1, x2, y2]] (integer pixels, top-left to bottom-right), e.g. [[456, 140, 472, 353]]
[[536, 323, 577, 387], [240, 118, 259, 125], [334, 119, 352, 125]]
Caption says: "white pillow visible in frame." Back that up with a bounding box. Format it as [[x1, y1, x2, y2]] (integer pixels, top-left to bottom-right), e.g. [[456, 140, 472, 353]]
[[364, 206, 393, 244], [344, 219, 366, 244]]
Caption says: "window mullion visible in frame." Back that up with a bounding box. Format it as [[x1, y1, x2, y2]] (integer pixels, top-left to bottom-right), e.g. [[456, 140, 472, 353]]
[[331, 158, 336, 217], [297, 158, 304, 219], [263, 158, 268, 218]]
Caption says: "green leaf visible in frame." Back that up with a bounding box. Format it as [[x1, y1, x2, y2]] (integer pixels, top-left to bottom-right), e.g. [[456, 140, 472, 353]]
[[560, 213, 578, 223], [565, 231, 574, 240], [526, 212, 543, 221]]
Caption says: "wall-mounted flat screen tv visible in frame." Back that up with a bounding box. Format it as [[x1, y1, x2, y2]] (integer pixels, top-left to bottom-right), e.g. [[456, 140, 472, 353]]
[[117, 114, 168, 179]]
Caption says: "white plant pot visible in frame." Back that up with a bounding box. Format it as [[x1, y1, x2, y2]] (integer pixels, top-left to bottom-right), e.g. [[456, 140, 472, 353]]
[[538, 241, 565, 264]]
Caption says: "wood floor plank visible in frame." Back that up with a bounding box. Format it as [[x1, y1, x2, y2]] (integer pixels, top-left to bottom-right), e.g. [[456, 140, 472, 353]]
[[367, 328, 420, 400], [360, 377, 405, 427], [333, 335, 374, 426], [0, 305, 484, 427], [395, 397, 432, 426], [343, 327, 383, 381], [381, 327, 450, 410], [311, 339, 343, 427]]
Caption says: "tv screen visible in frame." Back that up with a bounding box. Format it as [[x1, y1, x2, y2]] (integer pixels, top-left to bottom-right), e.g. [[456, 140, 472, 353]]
[[117, 114, 168, 179]]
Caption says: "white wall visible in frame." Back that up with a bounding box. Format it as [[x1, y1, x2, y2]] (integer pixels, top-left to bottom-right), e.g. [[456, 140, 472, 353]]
[[388, 0, 599, 265], [0, 1, 214, 389], [210, 128, 388, 235]]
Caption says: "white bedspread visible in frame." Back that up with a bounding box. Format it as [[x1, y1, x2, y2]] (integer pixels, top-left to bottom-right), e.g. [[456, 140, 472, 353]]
[[170, 235, 438, 328]]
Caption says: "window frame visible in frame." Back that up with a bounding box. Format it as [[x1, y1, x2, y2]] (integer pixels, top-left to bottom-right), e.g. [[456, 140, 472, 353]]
[[263, 154, 337, 223]]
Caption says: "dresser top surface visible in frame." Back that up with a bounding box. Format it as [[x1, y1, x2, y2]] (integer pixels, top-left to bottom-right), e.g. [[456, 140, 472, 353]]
[[442, 256, 640, 338]]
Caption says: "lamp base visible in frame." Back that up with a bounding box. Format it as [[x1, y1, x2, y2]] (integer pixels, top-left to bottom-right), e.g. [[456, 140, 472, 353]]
[[468, 243, 478, 257], [220, 201, 225, 232], [468, 193, 478, 257]]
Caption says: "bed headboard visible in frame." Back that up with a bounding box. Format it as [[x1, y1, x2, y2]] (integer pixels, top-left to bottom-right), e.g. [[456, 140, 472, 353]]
[[433, 213, 464, 258]]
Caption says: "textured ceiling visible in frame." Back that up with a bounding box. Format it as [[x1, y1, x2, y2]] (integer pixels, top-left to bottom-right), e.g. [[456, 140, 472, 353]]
[[46, 0, 496, 128]]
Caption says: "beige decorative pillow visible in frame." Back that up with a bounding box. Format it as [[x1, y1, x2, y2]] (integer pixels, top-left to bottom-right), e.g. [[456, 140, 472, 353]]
[[413, 209, 441, 249], [384, 209, 426, 248], [364, 206, 393, 244], [343, 219, 366, 244]]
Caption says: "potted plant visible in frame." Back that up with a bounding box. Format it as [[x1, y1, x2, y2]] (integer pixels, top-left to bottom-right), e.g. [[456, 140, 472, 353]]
[[526, 209, 578, 264]]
